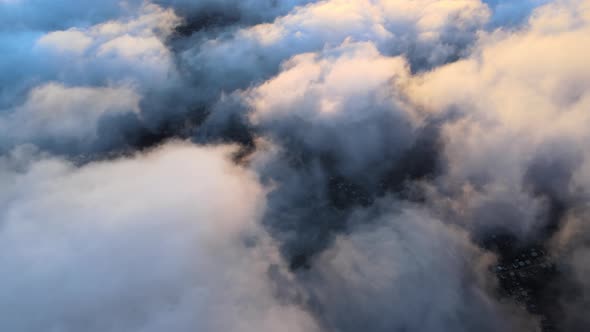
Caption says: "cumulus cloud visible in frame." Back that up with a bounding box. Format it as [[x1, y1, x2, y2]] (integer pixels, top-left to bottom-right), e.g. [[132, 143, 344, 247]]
[[234, 1, 590, 328], [297, 205, 537, 332], [0, 83, 140, 152], [245, 41, 416, 178], [177, 0, 490, 106], [0, 2, 169, 109], [405, 0, 590, 239], [397, 2, 590, 325], [0, 142, 320, 332], [0, 2, 186, 152], [2, 0, 590, 331], [31, 3, 180, 84]]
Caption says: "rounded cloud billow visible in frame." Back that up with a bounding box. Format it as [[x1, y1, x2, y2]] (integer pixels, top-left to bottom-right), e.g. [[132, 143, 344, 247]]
[[1, 0, 589, 331]]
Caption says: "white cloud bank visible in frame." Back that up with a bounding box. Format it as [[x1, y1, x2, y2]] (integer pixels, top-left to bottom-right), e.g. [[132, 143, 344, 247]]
[[0, 142, 319, 332]]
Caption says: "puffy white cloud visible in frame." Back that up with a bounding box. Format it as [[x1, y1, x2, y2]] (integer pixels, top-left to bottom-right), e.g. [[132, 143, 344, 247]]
[[0, 142, 320, 332], [297, 205, 537, 332], [2, 0, 590, 330], [179, 0, 491, 100], [404, 0, 590, 238], [0, 83, 140, 151], [0, 3, 187, 152], [0, 3, 181, 109], [247, 42, 409, 121], [34, 3, 180, 81], [243, 41, 416, 178], [37, 29, 94, 54]]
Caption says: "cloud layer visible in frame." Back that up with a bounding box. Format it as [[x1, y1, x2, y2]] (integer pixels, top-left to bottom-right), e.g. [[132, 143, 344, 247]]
[[0, 142, 322, 332], [1, 0, 589, 331]]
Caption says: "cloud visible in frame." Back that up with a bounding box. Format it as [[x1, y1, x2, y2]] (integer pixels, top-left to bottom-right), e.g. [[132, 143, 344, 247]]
[[31, 3, 180, 83], [2, 0, 590, 330], [234, 1, 590, 327], [156, 0, 314, 24], [37, 29, 94, 54], [404, 0, 590, 239], [244, 41, 416, 178], [1, 3, 180, 102], [176, 0, 490, 106], [0, 142, 320, 332], [296, 204, 537, 332], [0, 83, 140, 152], [0, 3, 186, 153], [228, 41, 437, 261]]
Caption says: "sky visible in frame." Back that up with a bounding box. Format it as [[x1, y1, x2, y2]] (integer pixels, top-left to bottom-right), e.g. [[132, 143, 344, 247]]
[[1, 0, 589, 331]]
